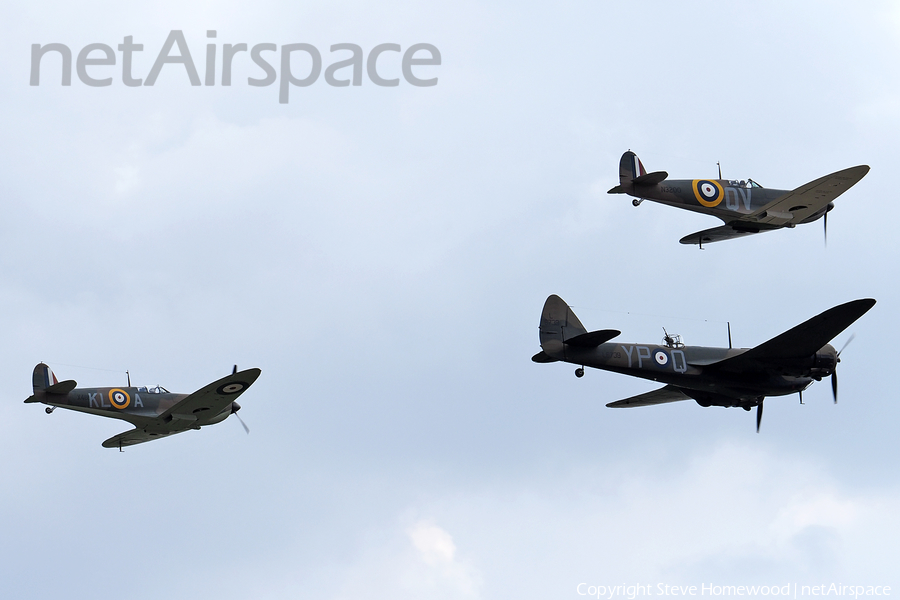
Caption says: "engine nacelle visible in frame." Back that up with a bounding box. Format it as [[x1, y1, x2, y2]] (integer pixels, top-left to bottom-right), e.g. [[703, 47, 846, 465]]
[[806, 350, 837, 379]]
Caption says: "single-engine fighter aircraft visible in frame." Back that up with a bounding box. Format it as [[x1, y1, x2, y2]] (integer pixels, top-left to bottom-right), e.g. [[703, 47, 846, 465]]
[[25, 364, 261, 449], [608, 150, 869, 245], [532, 295, 875, 431]]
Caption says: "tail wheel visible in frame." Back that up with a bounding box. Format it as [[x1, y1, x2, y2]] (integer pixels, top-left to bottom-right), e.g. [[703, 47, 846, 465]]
[[575, 368, 584, 378]]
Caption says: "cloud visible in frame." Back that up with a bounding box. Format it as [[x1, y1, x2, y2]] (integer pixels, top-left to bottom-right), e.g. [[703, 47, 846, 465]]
[[408, 521, 458, 565]]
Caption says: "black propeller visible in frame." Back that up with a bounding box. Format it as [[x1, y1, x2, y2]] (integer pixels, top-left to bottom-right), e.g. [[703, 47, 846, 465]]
[[756, 399, 764, 433], [233, 364, 238, 375], [831, 334, 855, 404], [831, 371, 838, 404], [231, 401, 250, 434], [824, 211, 827, 246]]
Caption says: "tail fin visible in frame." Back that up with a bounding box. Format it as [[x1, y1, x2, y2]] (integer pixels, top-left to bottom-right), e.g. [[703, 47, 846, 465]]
[[27, 363, 76, 402], [619, 150, 646, 185], [539, 295, 587, 350], [609, 150, 668, 193], [33, 363, 58, 392], [534, 296, 622, 363]]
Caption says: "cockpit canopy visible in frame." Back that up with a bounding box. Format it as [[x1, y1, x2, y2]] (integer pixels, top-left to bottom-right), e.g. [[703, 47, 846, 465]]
[[136, 385, 170, 394], [727, 179, 763, 188]]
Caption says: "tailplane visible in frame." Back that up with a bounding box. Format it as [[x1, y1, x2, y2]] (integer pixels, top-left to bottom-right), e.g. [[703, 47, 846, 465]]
[[609, 150, 668, 193], [28, 363, 76, 401], [534, 296, 622, 363]]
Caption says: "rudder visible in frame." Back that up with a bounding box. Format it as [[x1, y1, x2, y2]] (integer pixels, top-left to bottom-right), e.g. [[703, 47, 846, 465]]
[[33, 363, 58, 392], [619, 150, 646, 185], [539, 295, 587, 349]]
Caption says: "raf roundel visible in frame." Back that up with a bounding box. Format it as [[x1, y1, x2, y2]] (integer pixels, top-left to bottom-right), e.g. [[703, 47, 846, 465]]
[[109, 388, 131, 409], [217, 381, 247, 395], [654, 350, 669, 367], [692, 179, 724, 207]]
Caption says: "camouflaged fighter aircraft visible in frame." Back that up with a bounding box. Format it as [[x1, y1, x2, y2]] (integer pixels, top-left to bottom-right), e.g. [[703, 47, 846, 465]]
[[25, 363, 260, 449], [532, 295, 875, 431], [608, 150, 869, 245]]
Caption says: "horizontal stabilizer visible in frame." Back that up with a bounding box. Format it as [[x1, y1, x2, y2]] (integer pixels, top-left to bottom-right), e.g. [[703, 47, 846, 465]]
[[45, 380, 77, 394], [632, 171, 668, 186], [565, 329, 621, 348], [531, 351, 558, 363], [711, 298, 876, 372], [606, 385, 692, 408]]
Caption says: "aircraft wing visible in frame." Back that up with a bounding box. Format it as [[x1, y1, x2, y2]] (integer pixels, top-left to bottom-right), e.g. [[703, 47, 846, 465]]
[[102, 427, 185, 448], [679, 223, 779, 245], [158, 368, 261, 423], [710, 299, 876, 373], [606, 385, 692, 408], [749, 165, 869, 226]]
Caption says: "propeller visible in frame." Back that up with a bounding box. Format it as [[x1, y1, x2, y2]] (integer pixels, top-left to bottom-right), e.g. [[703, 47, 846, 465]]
[[231, 401, 250, 434], [756, 399, 764, 433], [831, 334, 855, 404], [831, 371, 838, 404], [233, 364, 238, 375], [824, 211, 827, 246]]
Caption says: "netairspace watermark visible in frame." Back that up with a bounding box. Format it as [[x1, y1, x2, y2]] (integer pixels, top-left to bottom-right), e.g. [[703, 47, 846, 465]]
[[29, 29, 441, 103], [575, 584, 892, 600]]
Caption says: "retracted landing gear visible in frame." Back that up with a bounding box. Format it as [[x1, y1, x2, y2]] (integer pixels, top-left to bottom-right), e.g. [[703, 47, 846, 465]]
[[45, 406, 56, 414], [575, 367, 585, 378]]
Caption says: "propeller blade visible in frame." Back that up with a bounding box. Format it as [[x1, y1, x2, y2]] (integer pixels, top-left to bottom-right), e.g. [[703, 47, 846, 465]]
[[756, 400, 764, 433], [837, 333, 856, 357], [234, 411, 250, 434], [824, 211, 828, 247], [832, 371, 838, 404], [231, 401, 249, 434], [232, 364, 238, 375]]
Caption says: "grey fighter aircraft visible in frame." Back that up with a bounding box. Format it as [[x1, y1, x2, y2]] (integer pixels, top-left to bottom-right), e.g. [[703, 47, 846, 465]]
[[25, 363, 260, 449], [532, 295, 875, 431], [608, 150, 869, 245]]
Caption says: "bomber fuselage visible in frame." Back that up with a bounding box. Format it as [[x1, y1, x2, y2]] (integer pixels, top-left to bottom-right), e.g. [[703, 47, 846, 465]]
[[542, 339, 833, 403]]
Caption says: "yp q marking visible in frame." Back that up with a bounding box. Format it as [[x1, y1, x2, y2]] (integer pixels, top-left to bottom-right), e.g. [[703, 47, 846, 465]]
[[621, 345, 687, 373]]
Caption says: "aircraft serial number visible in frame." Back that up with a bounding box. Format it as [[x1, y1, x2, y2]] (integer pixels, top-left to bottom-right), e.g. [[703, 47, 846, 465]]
[[660, 186, 681, 194]]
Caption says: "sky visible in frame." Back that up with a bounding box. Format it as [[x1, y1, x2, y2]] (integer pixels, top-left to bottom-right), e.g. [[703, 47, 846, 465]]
[[1, 1, 898, 598]]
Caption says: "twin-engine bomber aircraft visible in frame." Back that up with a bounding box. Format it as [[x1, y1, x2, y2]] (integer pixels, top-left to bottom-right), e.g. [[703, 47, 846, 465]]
[[25, 364, 261, 449], [532, 295, 875, 431], [608, 150, 869, 245]]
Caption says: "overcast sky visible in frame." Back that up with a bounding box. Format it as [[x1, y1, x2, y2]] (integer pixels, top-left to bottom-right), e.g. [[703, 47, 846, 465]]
[[1, 1, 898, 598]]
